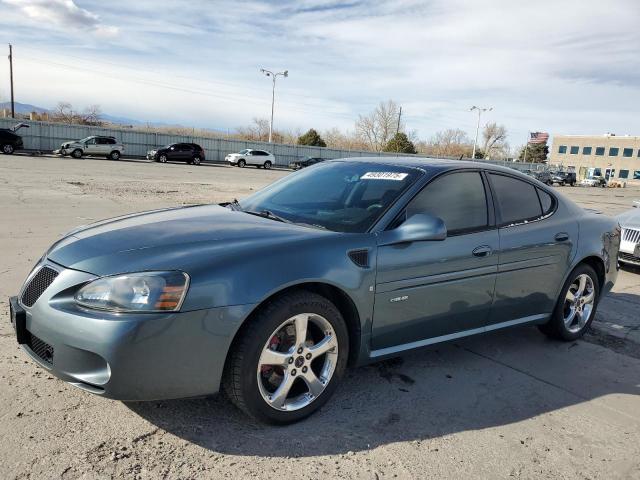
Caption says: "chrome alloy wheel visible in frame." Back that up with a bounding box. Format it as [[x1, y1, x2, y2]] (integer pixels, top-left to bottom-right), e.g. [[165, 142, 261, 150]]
[[563, 273, 595, 333], [257, 313, 338, 411]]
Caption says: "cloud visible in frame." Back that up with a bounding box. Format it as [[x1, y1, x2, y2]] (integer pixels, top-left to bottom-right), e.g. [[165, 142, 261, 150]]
[[3, 0, 119, 37]]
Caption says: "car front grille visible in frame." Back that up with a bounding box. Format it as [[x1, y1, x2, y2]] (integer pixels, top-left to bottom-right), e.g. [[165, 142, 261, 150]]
[[622, 228, 640, 244], [21, 266, 59, 307], [26, 332, 54, 365], [620, 252, 640, 264]]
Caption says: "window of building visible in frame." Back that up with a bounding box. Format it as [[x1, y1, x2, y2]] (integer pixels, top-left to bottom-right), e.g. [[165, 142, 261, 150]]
[[609, 147, 619, 156], [488, 174, 544, 226], [595, 147, 605, 156], [582, 146, 592, 155], [407, 172, 488, 234], [558, 145, 567, 154], [570, 146, 579, 154], [623, 148, 633, 157], [619, 170, 629, 179], [593, 168, 602, 177]]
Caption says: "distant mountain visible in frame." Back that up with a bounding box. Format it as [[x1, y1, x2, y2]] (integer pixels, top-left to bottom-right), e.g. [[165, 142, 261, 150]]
[[0, 101, 227, 134], [0, 101, 49, 115]]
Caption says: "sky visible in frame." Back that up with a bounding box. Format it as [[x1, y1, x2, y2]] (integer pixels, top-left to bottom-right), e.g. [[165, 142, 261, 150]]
[[0, 0, 639, 146]]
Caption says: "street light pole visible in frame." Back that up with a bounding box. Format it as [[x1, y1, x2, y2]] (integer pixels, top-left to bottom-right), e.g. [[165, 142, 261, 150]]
[[470, 105, 492, 160], [260, 68, 288, 143]]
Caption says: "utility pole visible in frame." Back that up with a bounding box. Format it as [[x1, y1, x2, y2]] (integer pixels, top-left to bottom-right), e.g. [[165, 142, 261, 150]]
[[260, 68, 288, 143], [470, 105, 492, 160], [8, 44, 15, 118], [396, 106, 402, 154]]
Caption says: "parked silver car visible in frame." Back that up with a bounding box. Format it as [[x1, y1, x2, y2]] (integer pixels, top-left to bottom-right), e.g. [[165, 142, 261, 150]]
[[54, 136, 124, 160], [618, 201, 640, 267], [226, 149, 275, 169]]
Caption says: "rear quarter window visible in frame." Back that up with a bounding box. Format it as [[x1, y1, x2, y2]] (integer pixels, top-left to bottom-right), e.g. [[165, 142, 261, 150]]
[[489, 173, 543, 226]]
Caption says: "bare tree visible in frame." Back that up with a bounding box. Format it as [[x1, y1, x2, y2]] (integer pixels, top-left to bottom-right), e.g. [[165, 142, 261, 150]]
[[52, 102, 75, 123], [422, 128, 473, 158], [355, 100, 403, 152], [80, 104, 102, 126], [481, 122, 508, 159]]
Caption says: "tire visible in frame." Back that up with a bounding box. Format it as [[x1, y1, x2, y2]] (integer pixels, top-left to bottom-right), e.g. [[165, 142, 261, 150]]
[[159, 154, 167, 163], [223, 291, 349, 424], [263, 161, 272, 170], [109, 150, 120, 160], [538, 264, 600, 341], [2, 144, 14, 154], [237, 159, 246, 168], [192, 156, 201, 165], [71, 149, 83, 159]]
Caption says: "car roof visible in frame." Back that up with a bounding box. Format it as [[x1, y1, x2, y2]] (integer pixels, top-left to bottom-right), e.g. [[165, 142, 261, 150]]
[[326, 156, 532, 176]]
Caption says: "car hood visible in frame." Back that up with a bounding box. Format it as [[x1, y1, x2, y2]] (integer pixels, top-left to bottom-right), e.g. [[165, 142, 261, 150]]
[[617, 207, 640, 229], [47, 204, 332, 275]]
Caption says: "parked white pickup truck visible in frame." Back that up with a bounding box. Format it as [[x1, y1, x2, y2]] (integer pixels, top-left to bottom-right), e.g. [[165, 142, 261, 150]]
[[54, 136, 124, 160]]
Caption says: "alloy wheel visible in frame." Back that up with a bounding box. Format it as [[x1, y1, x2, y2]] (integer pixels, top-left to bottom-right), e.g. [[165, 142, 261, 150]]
[[257, 313, 338, 412], [3, 144, 14, 154], [563, 273, 595, 333]]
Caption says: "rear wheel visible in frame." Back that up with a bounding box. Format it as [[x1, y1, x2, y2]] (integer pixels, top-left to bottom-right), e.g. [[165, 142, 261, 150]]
[[538, 264, 599, 341], [223, 291, 348, 424], [263, 160, 272, 170], [109, 150, 120, 160], [238, 159, 246, 168], [2, 144, 14, 154], [192, 156, 201, 165], [71, 149, 83, 159]]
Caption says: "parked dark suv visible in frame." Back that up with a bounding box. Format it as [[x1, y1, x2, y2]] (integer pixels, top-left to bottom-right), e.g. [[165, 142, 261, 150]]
[[147, 143, 205, 165], [0, 123, 28, 154], [288, 156, 325, 170], [551, 171, 577, 186]]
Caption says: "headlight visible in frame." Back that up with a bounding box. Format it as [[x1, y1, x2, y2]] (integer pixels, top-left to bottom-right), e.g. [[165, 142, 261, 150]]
[[75, 271, 189, 313]]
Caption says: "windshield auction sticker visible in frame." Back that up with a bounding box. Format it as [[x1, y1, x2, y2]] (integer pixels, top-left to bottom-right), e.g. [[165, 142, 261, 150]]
[[361, 172, 409, 181]]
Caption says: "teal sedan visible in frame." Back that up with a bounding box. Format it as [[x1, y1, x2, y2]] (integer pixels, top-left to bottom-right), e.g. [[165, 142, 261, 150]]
[[10, 158, 620, 424]]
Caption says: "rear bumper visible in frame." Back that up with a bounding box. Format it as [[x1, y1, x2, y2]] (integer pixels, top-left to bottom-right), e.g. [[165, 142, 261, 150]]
[[11, 264, 255, 401]]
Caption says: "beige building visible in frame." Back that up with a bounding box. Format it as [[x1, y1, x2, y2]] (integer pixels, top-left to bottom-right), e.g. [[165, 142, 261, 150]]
[[549, 134, 640, 184]]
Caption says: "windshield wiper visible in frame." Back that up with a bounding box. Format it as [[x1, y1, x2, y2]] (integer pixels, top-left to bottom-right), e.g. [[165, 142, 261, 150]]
[[244, 209, 292, 224]]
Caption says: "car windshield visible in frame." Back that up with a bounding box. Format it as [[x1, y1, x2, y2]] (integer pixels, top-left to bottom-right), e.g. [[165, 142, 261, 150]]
[[239, 161, 422, 233], [79, 137, 92, 143], [239, 149, 250, 154]]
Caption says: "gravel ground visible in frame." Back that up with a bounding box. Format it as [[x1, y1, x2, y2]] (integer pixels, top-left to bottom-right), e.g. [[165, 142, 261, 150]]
[[1, 155, 639, 479]]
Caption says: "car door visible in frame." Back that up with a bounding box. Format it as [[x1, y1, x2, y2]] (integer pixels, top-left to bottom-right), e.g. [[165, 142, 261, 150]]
[[372, 170, 499, 352], [84, 137, 98, 155], [486, 173, 578, 326]]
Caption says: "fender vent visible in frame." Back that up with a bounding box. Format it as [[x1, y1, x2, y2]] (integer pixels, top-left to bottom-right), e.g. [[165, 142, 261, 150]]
[[348, 249, 369, 268]]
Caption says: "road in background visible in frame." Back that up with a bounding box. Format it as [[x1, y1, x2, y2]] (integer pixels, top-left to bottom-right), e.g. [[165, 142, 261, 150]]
[[1, 155, 639, 479]]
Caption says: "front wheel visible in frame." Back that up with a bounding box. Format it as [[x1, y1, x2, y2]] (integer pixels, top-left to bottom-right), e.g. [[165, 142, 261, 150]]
[[538, 264, 600, 341], [223, 291, 348, 424], [158, 154, 167, 163], [237, 159, 246, 168], [2, 144, 14, 154], [71, 149, 83, 159]]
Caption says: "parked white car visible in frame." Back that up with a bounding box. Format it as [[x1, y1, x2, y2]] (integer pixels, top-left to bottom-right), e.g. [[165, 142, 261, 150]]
[[54, 136, 124, 160], [225, 149, 275, 169], [580, 176, 606, 187], [617, 201, 640, 267]]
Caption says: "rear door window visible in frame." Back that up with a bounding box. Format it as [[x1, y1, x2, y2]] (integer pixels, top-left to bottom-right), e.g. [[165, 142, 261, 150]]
[[489, 174, 544, 226]]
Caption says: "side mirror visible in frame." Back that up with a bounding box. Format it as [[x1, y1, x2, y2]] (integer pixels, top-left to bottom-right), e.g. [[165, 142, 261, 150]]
[[378, 213, 447, 246]]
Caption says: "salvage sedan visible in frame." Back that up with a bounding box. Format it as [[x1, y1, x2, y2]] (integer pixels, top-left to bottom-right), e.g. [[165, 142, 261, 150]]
[[9, 158, 620, 424]]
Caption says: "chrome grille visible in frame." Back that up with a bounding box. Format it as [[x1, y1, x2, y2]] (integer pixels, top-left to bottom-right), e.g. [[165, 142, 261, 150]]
[[21, 266, 59, 307], [622, 228, 640, 244]]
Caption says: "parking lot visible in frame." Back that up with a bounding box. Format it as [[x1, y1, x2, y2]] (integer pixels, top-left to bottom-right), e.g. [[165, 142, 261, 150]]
[[1, 154, 639, 479]]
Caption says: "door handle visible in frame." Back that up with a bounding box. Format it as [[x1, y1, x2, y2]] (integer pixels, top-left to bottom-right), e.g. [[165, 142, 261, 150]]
[[472, 245, 493, 257], [555, 232, 570, 242]]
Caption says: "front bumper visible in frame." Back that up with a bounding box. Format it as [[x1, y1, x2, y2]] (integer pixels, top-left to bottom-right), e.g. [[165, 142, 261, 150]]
[[54, 148, 69, 155], [146, 152, 158, 160], [11, 263, 254, 401]]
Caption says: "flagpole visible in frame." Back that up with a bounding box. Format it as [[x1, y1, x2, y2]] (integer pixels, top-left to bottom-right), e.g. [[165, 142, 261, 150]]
[[523, 132, 529, 163]]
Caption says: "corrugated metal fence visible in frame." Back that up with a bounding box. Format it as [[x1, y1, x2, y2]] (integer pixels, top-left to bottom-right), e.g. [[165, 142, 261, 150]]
[[0, 118, 547, 172]]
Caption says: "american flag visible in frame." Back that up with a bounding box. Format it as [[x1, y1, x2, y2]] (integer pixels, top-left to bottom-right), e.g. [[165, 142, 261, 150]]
[[528, 132, 549, 144]]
